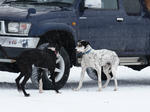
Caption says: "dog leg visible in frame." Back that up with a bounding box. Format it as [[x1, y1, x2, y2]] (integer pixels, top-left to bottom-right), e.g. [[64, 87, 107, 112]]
[[102, 66, 111, 88], [50, 72, 60, 93], [38, 69, 43, 93], [97, 67, 102, 91], [15, 73, 24, 91], [74, 67, 86, 91], [51, 78, 60, 93], [20, 74, 31, 97], [39, 79, 43, 93], [112, 66, 118, 91]]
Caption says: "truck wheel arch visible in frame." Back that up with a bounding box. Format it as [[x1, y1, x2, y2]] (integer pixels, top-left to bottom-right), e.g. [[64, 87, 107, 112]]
[[31, 29, 76, 90], [38, 30, 77, 66]]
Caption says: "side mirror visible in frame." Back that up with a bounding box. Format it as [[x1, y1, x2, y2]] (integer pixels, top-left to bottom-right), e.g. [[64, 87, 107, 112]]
[[27, 8, 36, 18], [28, 8, 36, 15]]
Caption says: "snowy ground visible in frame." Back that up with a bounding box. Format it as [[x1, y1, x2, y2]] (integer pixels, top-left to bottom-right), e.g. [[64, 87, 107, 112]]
[[0, 66, 150, 112], [1, 1, 150, 112]]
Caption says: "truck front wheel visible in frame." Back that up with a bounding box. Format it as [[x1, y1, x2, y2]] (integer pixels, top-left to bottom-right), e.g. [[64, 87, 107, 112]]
[[31, 45, 70, 90]]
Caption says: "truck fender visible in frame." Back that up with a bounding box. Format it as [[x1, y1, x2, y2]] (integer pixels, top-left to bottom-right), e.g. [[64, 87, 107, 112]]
[[29, 22, 77, 41]]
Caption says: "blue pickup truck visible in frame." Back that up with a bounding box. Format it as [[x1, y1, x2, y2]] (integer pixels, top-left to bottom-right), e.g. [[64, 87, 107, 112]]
[[0, 0, 150, 90]]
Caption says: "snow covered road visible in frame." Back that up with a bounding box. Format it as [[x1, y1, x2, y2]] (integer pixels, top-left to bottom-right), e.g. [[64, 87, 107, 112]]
[[0, 66, 150, 112]]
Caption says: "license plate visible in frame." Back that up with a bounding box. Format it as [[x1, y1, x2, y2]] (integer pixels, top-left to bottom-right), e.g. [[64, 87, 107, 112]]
[[0, 36, 39, 48]]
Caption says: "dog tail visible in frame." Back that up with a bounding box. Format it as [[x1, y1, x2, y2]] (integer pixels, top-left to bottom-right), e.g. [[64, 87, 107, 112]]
[[0, 45, 10, 58]]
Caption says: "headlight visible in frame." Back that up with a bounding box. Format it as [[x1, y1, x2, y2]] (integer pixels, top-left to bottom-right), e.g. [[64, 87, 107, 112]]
[[8, 22, 19, 33], [8, 22, 31, 35]]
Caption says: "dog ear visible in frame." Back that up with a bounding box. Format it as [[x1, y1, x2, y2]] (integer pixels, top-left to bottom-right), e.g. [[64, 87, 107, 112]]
[[47, 47, 55, 51], [82, 41, 90, 48], [77, 40, 85, 44], [48, 42, 60, 52], [85, 41, 90, 46], [77, 40, 82, 45], [55, 44, 60, 52]]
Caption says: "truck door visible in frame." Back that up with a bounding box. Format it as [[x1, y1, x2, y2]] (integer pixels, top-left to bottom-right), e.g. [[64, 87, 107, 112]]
[[78, 0, 126, 55], [78, 0, 150, 56], [120, 0, 150, 56]]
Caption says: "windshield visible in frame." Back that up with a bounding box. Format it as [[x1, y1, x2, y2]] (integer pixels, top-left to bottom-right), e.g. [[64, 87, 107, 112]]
[[3, 0, 75, 6]]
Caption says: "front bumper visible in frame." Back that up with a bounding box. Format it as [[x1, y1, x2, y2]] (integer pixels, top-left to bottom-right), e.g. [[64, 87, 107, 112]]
[[0, 36, 40, 72], [0, 36, 40, 48], [0, 36, 40, 62]]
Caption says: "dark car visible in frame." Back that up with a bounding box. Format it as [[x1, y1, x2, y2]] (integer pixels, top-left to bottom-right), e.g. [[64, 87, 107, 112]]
[[0, 0, 150, 89]]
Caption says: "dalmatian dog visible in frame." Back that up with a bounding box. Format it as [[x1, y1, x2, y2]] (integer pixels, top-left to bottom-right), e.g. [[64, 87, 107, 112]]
[[74, 40, 119, 91]]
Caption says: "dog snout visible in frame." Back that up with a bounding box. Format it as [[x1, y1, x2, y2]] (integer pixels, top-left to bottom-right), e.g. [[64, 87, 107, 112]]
[[75, 47, 80, 53], [75, 47, 78, 51]]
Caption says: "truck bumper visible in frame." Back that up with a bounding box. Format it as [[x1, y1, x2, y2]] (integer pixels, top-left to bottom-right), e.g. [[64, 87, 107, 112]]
[[0, 36, 40, 72], [0, 35, 40, 56], [0, 36, 40, 58]]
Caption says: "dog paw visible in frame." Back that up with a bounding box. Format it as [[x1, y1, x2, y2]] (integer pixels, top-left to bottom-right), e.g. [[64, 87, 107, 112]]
[[39, 91, 43, 93], [17, 88, 22, 92], [55, 90, 60, 94], [73, 88, 80, 91], [98, 89, 102, 91], [16, 85, 22, 92], [25, 94, 30, 97], [56, 91, 61, 94], [102, 86, 106, 88], [114, 88, 117, 91]]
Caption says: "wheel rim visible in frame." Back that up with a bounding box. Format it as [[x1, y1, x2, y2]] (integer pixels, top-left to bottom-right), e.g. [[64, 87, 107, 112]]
[[31, 43, 66, 87], [31, 53, 65, 86], [86, 67, 98, 80], [45, 54, 65, 82]]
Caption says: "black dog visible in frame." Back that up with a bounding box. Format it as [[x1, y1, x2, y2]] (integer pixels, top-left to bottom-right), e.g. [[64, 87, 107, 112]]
[[0, 44, 59, 97]]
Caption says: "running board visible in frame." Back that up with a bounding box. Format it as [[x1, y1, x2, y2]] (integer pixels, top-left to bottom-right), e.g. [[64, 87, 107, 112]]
[[77, 57, 147, 66], [119, 57, 146, 66]]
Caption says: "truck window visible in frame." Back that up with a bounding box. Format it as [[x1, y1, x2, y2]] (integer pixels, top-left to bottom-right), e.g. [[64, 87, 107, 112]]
[[85, 0, 118, 10], [145, 0, 150, 12], [123, 0, 141, 16]]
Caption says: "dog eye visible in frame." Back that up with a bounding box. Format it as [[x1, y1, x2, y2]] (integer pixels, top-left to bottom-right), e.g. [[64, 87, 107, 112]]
[[78, 44, 82, 47], [77, 43, 82, 47]]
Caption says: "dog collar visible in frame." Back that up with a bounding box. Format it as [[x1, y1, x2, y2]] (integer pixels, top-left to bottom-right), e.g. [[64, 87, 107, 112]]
[[83, 49, 92, 55]]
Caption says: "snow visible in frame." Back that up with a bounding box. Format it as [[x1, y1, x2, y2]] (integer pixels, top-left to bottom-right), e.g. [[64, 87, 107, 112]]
[[0, 66, 150, 112], [0, 1, 150, 111]]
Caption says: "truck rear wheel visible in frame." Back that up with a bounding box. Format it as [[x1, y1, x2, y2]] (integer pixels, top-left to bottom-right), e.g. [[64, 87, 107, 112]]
[[31, 45, 70, 90], [86, 67, 108, 80]]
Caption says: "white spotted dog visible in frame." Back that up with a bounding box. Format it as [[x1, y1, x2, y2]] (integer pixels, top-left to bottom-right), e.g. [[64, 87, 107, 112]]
[[74, 40, 119, 91]]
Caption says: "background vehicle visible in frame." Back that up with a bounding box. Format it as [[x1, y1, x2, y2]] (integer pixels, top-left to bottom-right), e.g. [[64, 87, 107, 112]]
[[0, 0, 150, 89]]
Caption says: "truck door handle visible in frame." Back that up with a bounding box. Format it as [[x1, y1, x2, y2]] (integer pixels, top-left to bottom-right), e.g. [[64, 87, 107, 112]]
[[79, 17, 87, 20], [117, 18, 124, 22]]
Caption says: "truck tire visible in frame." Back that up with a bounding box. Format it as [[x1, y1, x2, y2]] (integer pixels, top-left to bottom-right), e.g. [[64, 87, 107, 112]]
[[31, 45, 70, 90], [86, 67, 107, 80]]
